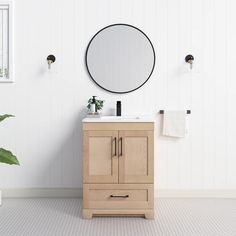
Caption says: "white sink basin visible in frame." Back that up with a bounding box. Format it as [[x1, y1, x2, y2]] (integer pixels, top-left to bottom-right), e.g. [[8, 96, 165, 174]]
[[83, 115, 155, 123], [100, 116, 140, 120]]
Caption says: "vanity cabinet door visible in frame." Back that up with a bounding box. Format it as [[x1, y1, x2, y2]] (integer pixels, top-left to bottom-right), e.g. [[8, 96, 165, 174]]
[[83, 130, 119, 183], [118, 131, 154, 183]]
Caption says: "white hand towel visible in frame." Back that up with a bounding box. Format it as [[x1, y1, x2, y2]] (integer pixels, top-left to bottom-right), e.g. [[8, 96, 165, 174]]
[[162, 111, 187, 138]]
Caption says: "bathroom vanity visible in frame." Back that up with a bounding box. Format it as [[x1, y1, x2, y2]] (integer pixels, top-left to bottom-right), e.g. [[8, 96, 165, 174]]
[[82, 117, 155, 219]]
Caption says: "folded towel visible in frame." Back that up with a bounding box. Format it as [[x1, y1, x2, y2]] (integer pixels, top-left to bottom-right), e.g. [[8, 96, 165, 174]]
[[162, 111, 187, 138]]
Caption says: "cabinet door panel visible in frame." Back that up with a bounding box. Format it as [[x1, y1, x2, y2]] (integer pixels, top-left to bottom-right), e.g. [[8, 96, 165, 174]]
[[119, 131, 154, 183], [84, 131, 118, 183]]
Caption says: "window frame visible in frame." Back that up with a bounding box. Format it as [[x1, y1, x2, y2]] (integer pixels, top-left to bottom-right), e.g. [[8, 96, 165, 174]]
[[0, 0, 13, 83]]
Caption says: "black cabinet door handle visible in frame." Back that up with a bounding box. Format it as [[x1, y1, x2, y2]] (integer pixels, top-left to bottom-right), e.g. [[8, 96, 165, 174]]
[[114, 137, 117, 156], [112, 137, 117, 157], [119, 137, 123, 156]]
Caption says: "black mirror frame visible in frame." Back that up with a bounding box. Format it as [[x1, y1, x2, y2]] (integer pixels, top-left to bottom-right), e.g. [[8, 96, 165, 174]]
[[85, 23, 156, 94]]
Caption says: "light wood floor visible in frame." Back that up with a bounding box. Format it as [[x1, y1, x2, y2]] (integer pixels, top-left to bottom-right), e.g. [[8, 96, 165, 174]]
[[0, 198, 235, 236]]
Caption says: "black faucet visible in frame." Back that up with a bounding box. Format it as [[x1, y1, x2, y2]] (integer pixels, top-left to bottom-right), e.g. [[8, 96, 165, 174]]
[[116, 101, 121, 116]]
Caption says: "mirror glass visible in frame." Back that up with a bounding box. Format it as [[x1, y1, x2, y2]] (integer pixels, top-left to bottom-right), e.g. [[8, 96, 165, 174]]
[[86, 24, 155, 93]]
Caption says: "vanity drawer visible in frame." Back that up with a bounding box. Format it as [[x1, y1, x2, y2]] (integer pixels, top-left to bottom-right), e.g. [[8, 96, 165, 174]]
[[83, 184, 154, 209]]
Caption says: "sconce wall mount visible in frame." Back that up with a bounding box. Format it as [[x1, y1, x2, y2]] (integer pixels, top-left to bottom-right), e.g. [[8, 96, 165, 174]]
[[185, 54, 194, 69], [47, 55, 56, 69]]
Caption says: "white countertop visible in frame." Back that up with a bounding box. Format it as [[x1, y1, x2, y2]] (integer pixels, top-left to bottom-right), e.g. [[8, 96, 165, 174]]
[[82, 116, 155, 123]]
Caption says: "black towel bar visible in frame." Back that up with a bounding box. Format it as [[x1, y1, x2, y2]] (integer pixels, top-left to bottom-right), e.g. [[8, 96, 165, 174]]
[[160, 110, 191, 114]]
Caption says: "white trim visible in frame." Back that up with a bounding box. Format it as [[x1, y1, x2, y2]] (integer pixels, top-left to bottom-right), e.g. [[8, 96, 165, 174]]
[[156, 189, 236, 198], [1, 188, 236, 199], [2, 188, 82, 198]]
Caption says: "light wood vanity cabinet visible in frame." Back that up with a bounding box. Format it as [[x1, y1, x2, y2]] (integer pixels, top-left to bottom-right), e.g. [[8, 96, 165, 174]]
[[83, 121, 154, 219]]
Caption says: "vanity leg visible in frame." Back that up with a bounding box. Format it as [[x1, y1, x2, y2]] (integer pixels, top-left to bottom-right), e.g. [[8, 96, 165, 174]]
[[144, 211, 154, 220], [83, 210, 92, 219]]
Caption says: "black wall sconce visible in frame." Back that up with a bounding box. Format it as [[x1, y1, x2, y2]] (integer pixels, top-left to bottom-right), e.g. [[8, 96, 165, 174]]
[[185, 54, 194, 69], [47, 55, 56, 69]]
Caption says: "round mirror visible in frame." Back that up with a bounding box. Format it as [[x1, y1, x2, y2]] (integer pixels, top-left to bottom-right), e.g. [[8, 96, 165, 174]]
[[85, 24, 156, 94]]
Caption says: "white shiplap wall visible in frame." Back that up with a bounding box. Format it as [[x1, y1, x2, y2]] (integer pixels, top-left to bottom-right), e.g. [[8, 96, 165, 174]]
[[0, 0, 235, 191]]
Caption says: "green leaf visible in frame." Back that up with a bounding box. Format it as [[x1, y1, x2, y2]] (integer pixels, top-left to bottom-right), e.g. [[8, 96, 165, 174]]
[[95, 100, 104, 111], [0, 148, 19, 165], [0, 114, 14, 122]]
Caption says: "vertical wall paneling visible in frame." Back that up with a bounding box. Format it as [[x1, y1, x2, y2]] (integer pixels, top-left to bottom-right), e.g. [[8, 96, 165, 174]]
[[227, 0, 236, 188], [0, 0, 234, 190]]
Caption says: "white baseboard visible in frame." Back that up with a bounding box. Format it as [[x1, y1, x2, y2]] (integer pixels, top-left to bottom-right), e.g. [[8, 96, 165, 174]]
[[156, 189, 236, 198], [1, 188, 236, 199], [1, 188, 82, 198]]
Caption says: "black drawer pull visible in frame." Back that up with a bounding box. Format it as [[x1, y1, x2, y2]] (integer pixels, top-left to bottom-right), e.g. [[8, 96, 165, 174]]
[[110, 194, 129, 198]]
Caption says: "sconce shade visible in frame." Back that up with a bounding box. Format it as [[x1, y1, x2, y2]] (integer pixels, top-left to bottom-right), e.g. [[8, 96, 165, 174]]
[[185, 54, 194, 63], [47, 55, 56, 63]]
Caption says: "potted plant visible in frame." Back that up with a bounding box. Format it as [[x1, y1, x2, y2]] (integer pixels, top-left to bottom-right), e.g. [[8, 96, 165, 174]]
[[87, 97, 104, 114], [0, 114, 19, 205]]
